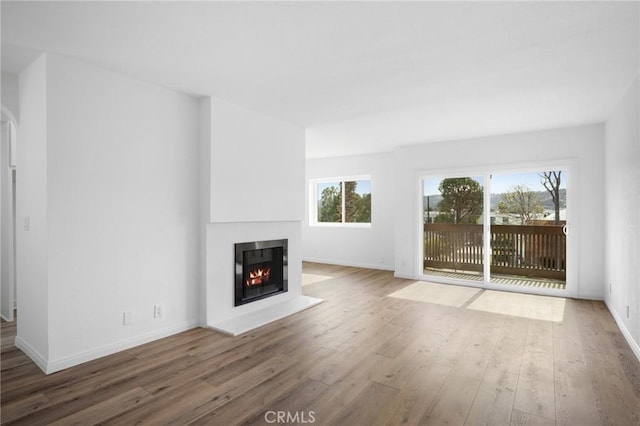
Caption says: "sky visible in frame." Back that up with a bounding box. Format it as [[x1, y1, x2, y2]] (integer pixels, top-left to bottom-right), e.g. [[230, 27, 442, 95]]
[[423, 171, 567, 196]]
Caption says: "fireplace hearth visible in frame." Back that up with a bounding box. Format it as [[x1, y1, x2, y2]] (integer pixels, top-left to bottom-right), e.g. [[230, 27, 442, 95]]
[[235, 239, 288, 306]]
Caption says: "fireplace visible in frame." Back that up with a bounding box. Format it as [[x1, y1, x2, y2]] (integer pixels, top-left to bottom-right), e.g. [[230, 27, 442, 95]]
[[235, 239, 288, 306]]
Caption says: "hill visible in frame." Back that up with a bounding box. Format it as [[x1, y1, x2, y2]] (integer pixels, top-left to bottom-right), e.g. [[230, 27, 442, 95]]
[[424, 189, 566, 211]]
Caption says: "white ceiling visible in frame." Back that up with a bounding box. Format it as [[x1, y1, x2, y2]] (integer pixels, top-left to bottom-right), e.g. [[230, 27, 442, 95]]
[[2, 1, 638, 158]]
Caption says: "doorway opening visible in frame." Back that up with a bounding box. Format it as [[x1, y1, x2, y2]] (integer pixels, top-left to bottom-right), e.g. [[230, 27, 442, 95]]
[[1, 112, 17, 321]]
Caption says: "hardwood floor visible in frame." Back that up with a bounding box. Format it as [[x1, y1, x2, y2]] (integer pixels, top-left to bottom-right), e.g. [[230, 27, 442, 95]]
[[2, 263, 639, 425]]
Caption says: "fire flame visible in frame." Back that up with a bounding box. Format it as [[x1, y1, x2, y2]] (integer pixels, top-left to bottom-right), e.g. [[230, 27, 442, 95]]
[[246, 267, 271, 286]]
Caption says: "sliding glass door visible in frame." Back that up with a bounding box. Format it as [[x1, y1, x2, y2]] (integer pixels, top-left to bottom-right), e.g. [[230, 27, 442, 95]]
[[489, 171, 567, 290], [422, 168, 568, 292], [423, 175, 485, 281]]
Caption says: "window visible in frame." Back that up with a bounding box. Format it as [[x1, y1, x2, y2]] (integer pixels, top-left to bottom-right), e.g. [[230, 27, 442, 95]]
[[311, 177, 371, 226]]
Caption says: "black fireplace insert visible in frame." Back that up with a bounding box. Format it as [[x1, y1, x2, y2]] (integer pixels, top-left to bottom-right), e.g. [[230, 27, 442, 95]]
[[234, 239, 288, 306]]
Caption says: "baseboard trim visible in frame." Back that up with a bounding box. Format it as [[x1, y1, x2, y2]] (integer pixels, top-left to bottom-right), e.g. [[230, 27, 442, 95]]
[[18, 319, 201, 375], [604, 299, 640, 363], [14, 336, 49, 373], [302, 257, 394, 272], [393, 272, 418, 280]]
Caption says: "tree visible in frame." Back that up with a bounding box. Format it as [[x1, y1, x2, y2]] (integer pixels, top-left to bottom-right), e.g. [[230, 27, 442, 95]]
[[318, 182, 371, 223], [344, 181, 357, 222], [318, 185, 341, 222], [539, 171, 562, 224], [344, 181, 371, 223], [498, 185, 544, 225], [352, 192, 371, 223], [435, 177, 483, 224]]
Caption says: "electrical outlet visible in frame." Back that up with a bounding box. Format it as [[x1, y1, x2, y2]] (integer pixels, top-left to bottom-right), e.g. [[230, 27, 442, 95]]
[[609, 283, 612, 294], [627, 305, 630, 318], [154, 304, 162, 319], [123, 311, 133, 326]]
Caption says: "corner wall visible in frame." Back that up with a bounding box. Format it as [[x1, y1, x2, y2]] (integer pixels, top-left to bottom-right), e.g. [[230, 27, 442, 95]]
[[605, 76, 640, 360], [302, 125, 605, 300], [302, 152, 395, 270], [15, 55, 49, 366], [16, 54, 202, 373]]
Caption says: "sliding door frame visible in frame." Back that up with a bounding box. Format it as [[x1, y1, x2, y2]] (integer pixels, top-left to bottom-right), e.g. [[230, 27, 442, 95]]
[[416, 159, 577, 298]]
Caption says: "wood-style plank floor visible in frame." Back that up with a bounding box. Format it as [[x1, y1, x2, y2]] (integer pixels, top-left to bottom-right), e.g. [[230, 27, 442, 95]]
[[2, 263, 639, 425]]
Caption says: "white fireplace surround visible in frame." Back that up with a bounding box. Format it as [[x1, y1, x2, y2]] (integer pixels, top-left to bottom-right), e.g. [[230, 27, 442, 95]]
[[206, 221, 322, 335]]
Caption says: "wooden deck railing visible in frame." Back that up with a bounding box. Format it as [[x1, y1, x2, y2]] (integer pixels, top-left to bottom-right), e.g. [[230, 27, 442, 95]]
[[424, 223, 566, 280]]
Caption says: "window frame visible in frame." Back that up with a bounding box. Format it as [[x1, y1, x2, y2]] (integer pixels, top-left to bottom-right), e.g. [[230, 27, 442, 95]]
[[309, 175, 372, 228]]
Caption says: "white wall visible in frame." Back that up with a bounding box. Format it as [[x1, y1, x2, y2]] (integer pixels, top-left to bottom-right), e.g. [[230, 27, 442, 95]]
[[209, 97, 304, 223], [17, 54, 202, 373], [605, 76, 640, 359], [392, 124, 605, 299], [303, 152, 395, 270], [204, 97, 306, 327], [16, 55, 49, 363], [2, 71, 20, 122]]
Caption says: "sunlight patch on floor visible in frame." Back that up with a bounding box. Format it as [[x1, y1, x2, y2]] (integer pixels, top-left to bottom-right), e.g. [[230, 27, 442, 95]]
[[302, 273, 334, 286], [467, 290, 566, 322], [387, 281, 481, 307]]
